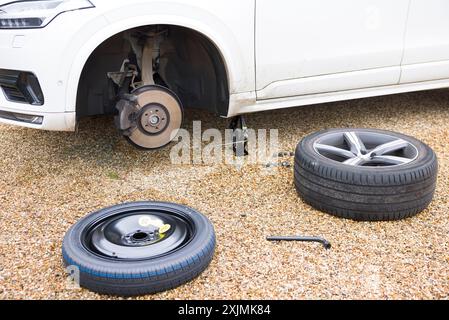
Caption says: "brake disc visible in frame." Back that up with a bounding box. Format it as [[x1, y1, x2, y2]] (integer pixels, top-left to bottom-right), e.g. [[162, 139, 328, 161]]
[[116, 85, 183, 150]]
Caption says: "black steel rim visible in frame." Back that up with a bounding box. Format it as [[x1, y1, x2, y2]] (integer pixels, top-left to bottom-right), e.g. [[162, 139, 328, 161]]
[[81, 208, 194, 261]]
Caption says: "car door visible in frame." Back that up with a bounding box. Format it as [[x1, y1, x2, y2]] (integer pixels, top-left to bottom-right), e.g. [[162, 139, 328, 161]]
[[401, 0, 449, 83], [256, 0, 410, 100]]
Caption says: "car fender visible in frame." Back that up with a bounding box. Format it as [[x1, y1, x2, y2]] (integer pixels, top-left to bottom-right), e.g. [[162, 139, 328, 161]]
[[64, 2, 254, 113]]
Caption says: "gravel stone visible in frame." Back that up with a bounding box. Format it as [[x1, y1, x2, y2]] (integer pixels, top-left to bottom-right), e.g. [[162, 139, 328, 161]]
[[1, 90, 448, 299]]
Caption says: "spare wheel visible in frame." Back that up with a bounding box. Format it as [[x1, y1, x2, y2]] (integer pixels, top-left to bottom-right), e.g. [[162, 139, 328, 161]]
[[62, 201, 215, 296]]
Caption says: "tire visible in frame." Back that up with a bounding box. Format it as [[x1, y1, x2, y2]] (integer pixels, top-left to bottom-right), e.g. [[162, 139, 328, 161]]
[[294, 128, 438, 221], [62, 202, 215, 296]]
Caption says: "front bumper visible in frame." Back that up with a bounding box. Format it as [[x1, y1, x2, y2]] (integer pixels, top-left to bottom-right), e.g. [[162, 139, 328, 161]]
[[0, 6, 106, 131], [0, 67, 75, 131], [0, 28, 74, 130], [0, 104, 75, 131], [0, 72, 75, 130]]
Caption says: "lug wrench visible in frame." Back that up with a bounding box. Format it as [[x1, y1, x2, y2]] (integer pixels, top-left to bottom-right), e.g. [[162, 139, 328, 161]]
[[267, 236, 331, 250]]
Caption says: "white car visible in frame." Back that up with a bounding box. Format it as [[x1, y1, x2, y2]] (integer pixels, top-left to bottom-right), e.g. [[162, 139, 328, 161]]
[[0, 0, 448, 149]]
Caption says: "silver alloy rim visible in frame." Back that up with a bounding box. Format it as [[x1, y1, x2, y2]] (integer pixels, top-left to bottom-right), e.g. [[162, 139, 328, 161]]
[[313, 131, 419, 167]]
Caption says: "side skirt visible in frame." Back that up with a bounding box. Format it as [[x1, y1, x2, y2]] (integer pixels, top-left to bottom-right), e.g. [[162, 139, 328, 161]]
[[227, 78, 449, 117]]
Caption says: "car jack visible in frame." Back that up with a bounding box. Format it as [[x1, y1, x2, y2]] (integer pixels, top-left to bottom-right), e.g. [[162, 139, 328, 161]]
[[229, 115, 249, 157]]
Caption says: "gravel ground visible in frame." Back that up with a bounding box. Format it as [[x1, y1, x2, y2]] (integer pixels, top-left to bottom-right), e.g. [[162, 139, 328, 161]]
[[0, 89, 448, 300]]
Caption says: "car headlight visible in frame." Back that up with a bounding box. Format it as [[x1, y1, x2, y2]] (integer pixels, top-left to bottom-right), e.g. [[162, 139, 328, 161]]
[[0, 0, 95, 29]]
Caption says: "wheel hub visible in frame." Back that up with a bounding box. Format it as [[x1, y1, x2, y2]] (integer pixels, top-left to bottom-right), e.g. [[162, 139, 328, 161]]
[[124, 230, 161, 245], [140, 104, 169, 134]]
